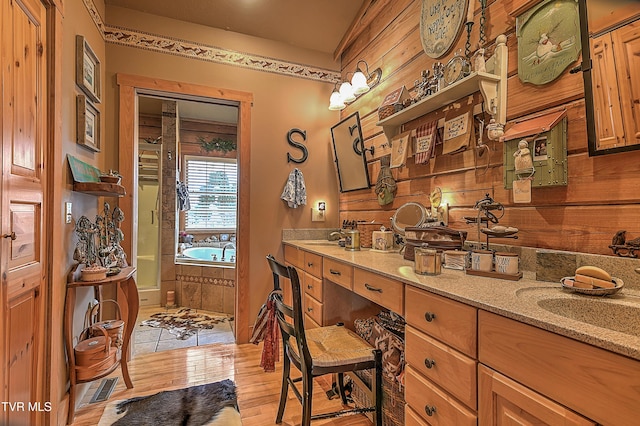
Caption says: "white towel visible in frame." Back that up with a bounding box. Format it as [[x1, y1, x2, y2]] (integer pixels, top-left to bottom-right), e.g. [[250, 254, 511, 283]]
[[280, 168, 307, 208]]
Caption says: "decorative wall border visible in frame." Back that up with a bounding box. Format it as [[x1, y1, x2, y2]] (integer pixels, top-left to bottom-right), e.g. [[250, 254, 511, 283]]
[[83, 0, 340, 83], [177, 274, 235, 288]]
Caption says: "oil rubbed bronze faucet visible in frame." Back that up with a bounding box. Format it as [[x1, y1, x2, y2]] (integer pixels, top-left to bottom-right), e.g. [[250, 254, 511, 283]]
[[222, 242, 235, 261], [328, 230, 345, 241]]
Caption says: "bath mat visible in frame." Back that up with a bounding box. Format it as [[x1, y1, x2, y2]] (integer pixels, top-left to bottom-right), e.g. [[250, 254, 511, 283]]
[[141, 308, 233, 340], [98, 379, 241, 425]]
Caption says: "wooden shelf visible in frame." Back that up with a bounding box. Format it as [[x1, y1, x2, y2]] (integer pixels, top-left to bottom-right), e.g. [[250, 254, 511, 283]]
[[73, 181, 126, 197]]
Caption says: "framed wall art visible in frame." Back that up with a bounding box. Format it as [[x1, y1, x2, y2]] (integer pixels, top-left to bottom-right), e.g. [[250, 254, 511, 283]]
[[76, 35, 101, 103], [76, 94, 101, 152], [420, 0, 469, 59]]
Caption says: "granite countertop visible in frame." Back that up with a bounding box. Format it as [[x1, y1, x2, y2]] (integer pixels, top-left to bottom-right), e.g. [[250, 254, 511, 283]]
[[284, 240, 640, 361]]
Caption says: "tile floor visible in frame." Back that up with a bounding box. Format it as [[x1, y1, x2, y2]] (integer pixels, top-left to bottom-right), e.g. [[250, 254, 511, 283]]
[[133, 305, 235, 355]]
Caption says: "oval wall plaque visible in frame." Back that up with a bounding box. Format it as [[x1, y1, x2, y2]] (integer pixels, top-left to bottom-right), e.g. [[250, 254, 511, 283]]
[[420, 0, 469, 59]]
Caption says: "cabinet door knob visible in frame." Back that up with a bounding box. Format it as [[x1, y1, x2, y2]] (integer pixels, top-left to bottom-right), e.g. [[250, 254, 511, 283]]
[[424, 405, 437, 416], [2, 231, 16, 240], [424, 311, 436, 322], [424, 358, 436, 369]]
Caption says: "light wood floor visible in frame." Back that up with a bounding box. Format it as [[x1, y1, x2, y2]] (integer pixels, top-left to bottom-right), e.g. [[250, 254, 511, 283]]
[[71, 342, 373, 426]]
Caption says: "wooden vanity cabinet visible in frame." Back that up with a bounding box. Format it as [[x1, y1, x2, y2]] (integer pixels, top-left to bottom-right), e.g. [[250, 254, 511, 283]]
[[404, 286, 478, 424], [478, 310, 640, 425], [353, 268, 403, 314], [284, 247, 323, 328]]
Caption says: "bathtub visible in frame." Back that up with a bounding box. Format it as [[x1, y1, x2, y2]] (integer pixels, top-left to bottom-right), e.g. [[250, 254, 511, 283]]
[[182, 246, 236, 265]]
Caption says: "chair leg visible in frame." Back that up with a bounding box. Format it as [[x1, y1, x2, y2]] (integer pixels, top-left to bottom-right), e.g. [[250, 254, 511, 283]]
[[276, 355, 291, 424], [301, 371, 313, 426], [373, 349, 383, 426], [337, 372, 349, 405]]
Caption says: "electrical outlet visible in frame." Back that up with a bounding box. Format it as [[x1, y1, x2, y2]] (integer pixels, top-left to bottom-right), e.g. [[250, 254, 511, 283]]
[[65, 202, 72, 224], [311, 208, 325, 222]]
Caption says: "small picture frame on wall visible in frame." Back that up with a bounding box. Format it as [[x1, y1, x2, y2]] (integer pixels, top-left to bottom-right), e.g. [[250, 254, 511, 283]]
[[76, 35, 101, 103], [76, 95, 100, 152]]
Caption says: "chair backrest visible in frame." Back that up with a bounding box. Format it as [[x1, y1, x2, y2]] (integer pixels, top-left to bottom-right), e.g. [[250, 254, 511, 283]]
[[266, 254, 312, 369]]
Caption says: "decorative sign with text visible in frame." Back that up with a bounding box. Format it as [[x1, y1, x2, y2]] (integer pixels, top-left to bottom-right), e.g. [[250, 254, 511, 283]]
[[420, 0, 468, 59]]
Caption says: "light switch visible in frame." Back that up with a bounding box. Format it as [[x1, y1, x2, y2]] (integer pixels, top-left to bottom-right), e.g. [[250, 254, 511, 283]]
[[65, 202, 72, 224]]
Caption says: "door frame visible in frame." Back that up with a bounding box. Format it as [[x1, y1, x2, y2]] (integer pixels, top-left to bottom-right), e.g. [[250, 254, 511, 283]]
[[116, 74, 252, 343]]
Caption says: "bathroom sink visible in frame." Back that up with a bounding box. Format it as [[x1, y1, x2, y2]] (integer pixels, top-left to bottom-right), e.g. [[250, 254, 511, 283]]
[[302, 241, 340, 246], [536, 297, 640, 337]]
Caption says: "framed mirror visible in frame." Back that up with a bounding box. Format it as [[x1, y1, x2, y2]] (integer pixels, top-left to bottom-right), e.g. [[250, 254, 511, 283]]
[[331, 112, 371, 192], [579, 0, 640, 156]]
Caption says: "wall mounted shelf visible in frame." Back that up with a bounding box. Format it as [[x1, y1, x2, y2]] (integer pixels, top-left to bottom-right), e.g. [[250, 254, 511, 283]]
[[377, 34, 508, 141], [73, 181, 126, 197]]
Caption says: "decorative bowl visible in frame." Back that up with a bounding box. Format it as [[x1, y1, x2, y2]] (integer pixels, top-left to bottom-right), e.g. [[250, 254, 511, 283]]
[[560, 276, 624, 296], [100, 175, 121, 184], [81, 265, 108, 281]]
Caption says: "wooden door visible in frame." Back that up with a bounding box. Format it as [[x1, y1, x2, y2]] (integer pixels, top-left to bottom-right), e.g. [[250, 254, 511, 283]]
[[1, 0, 47, 424], [613, 20, 640, 148]]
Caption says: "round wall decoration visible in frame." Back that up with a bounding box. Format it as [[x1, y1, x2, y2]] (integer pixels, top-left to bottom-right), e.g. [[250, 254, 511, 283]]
[[420, 0, 469, 59]]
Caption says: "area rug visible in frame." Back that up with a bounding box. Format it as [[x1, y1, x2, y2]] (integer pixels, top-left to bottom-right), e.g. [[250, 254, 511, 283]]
[[141, 308, 233, 340], [98, 379, 241, 426]]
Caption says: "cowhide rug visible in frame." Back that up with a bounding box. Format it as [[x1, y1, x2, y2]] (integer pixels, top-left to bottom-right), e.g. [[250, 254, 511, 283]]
[[98, 379, 241, 426], [141, 309, 233, 340]]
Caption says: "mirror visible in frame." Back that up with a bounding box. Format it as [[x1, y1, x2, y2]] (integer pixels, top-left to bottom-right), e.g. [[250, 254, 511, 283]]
[[331, 112, 371, 192], [580, 0, 640, 155], [391, 202, 428, 235]]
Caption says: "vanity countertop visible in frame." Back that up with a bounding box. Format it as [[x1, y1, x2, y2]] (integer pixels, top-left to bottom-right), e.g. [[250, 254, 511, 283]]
[[284, 240, 640, 361]]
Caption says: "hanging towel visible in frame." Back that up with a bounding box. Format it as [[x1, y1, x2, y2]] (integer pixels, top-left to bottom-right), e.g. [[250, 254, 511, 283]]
[[280, 168, 307, 208], [415, 120, 439, 165], [176, 181, 191, 211], [375, 156, 397, 206], [390, 130, 412, 168]]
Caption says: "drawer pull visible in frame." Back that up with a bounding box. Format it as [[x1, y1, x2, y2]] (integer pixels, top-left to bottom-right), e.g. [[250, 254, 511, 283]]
[[329, 269, 341, 276], [424, 358, 436, 369], [307, 284, 313, 289], [2, 231, 16, 240], [424, 312, 436, 322], [364, 283, 382, 293], [307, 262, 313, 267], [307, 307, 313, 312], [424, 405, 436, 416]]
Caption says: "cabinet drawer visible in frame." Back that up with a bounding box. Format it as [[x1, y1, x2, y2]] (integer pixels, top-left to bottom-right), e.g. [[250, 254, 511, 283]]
[[405, 286, 477, 357], [405, 366, 477, 426], [304, 293, 323, 325], [406, 326, 477, 410], [305, 313, 321, 329], [353, 268, 404, 314], [323, 258, 353, 290], [405, 405, 429, 426], [479, 310, 640, 426], [284, 245, 303, 269], [303, 251, 323, 278], [8, 270, 40, 301], [304, 273, 323, 302]]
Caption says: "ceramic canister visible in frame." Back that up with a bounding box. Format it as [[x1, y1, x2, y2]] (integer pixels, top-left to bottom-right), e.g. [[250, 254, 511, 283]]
[[471, 250, 493, 272], [372, 227, 394, 251], [344, 229, 361, 251], [494, 252, 519, 275]]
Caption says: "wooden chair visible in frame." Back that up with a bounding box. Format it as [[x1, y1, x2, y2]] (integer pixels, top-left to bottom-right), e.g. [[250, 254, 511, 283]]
[[266, 254, 382, 425]]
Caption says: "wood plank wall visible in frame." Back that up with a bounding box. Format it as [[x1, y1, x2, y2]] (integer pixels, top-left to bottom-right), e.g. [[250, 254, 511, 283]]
[[336, 0, 640, 255]]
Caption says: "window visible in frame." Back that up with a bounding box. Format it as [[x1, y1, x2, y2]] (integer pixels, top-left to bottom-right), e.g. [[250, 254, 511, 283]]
[[184, 155, 237, 231]]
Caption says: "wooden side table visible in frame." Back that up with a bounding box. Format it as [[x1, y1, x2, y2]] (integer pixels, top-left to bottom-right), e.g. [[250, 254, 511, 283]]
[[64, 264, 138, 424]]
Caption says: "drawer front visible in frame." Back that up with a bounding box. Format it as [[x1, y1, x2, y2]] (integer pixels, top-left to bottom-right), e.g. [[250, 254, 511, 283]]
[[304, 273, 323, 302], [353, 268, 404, 314], [405, 405, 429, 426], [304, 293, 323, 325], [405, 366, 477, 426], [323, 258, 353, 290], [284, 245, 303, 269], [406, 326, 477, 409], [479, 310, 640, 426], [303, 251, 323, 278], [405, 286, 477, 357], [305, 313, 321, 329]]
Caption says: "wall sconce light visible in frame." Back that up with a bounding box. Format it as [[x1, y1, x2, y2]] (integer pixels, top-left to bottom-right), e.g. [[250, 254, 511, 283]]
[[328, 59, 382, 110]]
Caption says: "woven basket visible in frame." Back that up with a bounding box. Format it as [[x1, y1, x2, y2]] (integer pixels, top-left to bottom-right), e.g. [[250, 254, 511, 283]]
[[88, 299, 125, 351], [348, 370, 404, 426], [357, 223, 384, 248], [75, 325, 118, 381], [378, 104, 402, 121]]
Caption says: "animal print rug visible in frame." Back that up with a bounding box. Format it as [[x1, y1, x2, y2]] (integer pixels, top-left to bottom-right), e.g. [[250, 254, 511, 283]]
[[98, 379, 241, 425], [141, 308, 233, 340]]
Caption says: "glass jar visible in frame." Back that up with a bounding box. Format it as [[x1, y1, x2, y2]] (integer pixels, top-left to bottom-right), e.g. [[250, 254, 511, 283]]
[[415, 246, 442, 275]]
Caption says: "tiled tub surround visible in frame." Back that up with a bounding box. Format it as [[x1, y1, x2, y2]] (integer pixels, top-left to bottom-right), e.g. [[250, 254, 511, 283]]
[[283, 239, 640, 361], [173, 263, 235, 315]]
